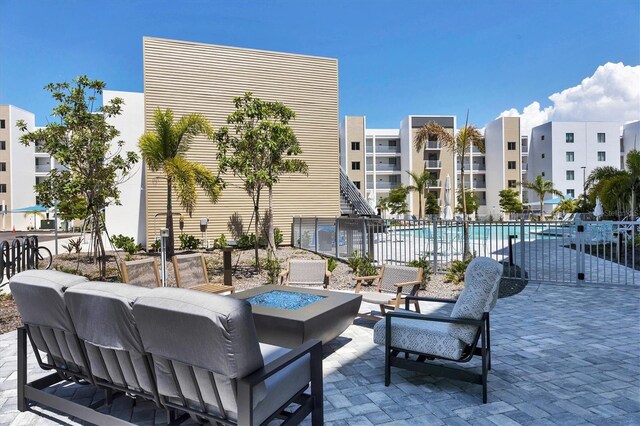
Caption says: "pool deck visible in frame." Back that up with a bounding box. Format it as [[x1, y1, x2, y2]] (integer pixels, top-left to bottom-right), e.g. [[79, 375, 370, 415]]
[[1, 282, 639, 425]]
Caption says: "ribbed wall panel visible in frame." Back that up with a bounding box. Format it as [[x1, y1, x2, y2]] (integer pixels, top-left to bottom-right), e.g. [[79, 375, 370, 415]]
[[143, 38, 339, 245]]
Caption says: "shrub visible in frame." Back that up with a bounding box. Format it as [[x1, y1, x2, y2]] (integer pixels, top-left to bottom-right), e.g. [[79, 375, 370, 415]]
[[263, 257, 281, 285], [407, 256, 433, 289], [445, 257, 473, 284], [326, 257, 338, 273], [274, 228, 283, 247], [347, 251, 377, 278], [179, 233, 201, 251], [214, 233, 228, 249], [237, 233, 267, 249], [62, 237, 82, 254], [149, 239, 162, 253], [111, 234, 142, 255]]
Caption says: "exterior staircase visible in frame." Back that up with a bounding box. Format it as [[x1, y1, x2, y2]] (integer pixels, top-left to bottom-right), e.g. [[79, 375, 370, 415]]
[[339, 167, 377, 216]]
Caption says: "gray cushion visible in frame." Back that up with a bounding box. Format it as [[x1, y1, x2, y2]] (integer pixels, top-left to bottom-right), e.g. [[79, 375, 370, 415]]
[[448, 257, 503, 345], [361, 292, 395, 305], [289, 259, 326, 285], [380, 265, 420, 294], [373, 313, 466, 360]]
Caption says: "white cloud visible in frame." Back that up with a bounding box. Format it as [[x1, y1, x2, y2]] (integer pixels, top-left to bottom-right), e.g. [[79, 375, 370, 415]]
[[499, 62, 640, 136]]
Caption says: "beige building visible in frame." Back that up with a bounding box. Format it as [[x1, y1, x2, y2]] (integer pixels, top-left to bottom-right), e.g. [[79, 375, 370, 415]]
[[143, 37, 340, 246]]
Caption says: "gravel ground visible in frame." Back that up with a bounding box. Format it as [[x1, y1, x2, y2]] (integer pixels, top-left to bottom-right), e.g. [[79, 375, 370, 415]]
[[0, 246, 464, 334]]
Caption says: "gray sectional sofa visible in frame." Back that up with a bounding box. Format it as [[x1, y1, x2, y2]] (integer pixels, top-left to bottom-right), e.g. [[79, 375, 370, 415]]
[[10, 270, 323, 425]]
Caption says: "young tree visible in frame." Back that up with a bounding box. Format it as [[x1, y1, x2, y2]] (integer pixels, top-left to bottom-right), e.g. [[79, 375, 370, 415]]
[[406, 170, 436, 219], [138, 108, 223, 258], [215, 93, 307, 266], [520, 175, 563, 220], [17, 76, 138, 277], [414, 117, 484, 258], [424, 192, 440, 216], [377, 185, 410, 216], [498, 188, 523, 217], [456, 189, 479, 215]]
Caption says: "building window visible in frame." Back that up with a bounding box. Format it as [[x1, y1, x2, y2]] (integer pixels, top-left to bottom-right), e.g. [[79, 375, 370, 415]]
[[566, 133, 574, 143], [0, 163, 5, 172], [0, 141, 5, 150], [0, 120, 5, 129], [508, 180, 516, 188], [541, 172, 545, 177], [351, 161, 360, 170], [0, 184, 6, 193], [351, 141, 360, 150], [541, 135, 545, 140], [507, 142, 516, 150], [566, 152, 574, 162], [541, 153, 545, 159], [597, 133, 606, 143], [507, 161, 517, 169], [389, 140, 397, 147], [597, 152, 606, 161], [566, 170, 574, 180], [566, 189, 575, 198], [353, 181, 361, 189]]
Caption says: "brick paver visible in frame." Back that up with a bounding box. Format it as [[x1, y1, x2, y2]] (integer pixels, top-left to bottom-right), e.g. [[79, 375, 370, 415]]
[[1, 282, 639, 424]]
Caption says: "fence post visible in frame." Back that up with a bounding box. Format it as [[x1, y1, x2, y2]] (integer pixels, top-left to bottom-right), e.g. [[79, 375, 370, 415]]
[[298, 217, 302, 248], [314, 217, 318, 253], [335, 217, 340, 259], [360, 217, 366, 256], [432, 219, 438, 273], [520, 218, 526, 282], [576, 218, 585, 284]]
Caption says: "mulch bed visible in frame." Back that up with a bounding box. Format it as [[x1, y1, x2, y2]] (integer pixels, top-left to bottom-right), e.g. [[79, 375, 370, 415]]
[[0, 295, 20, 334]]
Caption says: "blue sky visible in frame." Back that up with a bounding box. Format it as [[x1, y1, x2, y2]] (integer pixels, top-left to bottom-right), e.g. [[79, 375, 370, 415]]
[[1, 0, 638, 128]]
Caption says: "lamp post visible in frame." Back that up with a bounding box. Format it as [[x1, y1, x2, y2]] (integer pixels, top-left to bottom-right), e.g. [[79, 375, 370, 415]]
[[159, 228, 169, 287]]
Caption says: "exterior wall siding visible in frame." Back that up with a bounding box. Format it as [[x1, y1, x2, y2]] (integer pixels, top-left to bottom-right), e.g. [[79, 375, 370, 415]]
[[143, 37, 339, 246]]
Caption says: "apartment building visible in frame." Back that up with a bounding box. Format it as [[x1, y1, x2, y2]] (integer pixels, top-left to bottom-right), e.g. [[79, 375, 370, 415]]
[[0, 105, 51, 230], [622, 120, 640, 168], [528, 121, 622, 209]]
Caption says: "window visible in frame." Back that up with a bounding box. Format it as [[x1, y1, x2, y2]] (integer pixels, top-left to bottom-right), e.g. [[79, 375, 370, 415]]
[[566, 133, 574, 143], [0, 119, 5, 129], [0, 163, 5, 172], [541, 135, 545, 140], [597, 133, 605, 143], [541, 153, 545, 159], [389, 140, 397, 147], [566, 152, 574, 162], [351, 161, 360, 170], [566, 170, 574, 180], [541, 172, 545, 177], [508, 180, 516, 188], [0, 184, 6, 193], [597, 152, 606, 161], [507, 142, 516, 150], [353, 181, 361, 189], [0, 141, 5, 150], [507, 161, 516, 170], [351, 141, 360, 150], [566, 189, 575, 198]]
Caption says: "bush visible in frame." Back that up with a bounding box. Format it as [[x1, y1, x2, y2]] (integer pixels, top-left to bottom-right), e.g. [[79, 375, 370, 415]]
[[214, 233, 228, 249], [237, 233, 268, 249], [348, 251, 377, 278], [407, 256, 433, 289], [149, 239, 162, 253], [263, 257, 281, 285], [179, 233, 201, 251], [62, 237, 83, 254], [326, 257, 338, 273], [274, 228, 283, 247], [445, 257, 473, 284], [111, 234, 142, 255]]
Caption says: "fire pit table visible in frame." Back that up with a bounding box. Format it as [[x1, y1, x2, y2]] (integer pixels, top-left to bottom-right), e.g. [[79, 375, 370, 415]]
[[232, 285, 362, 348]]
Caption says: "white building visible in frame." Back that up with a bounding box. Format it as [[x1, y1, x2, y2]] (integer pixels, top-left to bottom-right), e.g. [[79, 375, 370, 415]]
[[622, 120, 640, 168], [528, 121, 622, 209]]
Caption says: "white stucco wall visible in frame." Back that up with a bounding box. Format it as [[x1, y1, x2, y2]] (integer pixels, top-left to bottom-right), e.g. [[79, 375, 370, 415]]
[[622, 120, 640, 167], [8, 106, 37, 230], [484, 117, 505, 219]]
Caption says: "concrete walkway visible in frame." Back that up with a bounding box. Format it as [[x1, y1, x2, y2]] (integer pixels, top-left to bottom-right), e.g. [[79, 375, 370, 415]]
[[1, 282, 639, 425]]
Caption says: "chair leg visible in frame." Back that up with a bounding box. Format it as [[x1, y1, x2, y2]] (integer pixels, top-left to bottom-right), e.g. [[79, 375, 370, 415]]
[[486, 313, 492, 371], [414, 301, 421, 313], [481, 324, 488, 404], [380, 304, 386, 316], [384, 349, 391, 386], [17, 327, 28, 412]]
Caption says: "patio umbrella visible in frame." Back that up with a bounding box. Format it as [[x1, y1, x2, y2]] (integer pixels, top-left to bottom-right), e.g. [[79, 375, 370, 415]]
[[9, 205, 48, 229], [443, 174, 453, 220], [593, 197, 604, 220]]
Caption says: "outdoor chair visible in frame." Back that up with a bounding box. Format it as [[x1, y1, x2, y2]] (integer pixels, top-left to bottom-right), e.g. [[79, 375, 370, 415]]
[[133, 287, 324, 425], [64, 282, 162, 408], [373, 257, 503, 403], [121, 257, 161, 288], [173, 252, 234, 294], [279, 258, 331, 288], [354, 264, 423, 320]]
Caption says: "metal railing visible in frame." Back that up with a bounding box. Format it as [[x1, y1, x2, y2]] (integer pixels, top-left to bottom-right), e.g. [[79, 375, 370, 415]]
[[0, 236, 39, 286], [291, 217, 639, 286], [425, 160, 442, 168]]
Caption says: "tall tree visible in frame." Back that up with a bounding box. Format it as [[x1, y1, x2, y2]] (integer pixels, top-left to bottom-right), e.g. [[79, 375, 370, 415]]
[[215, 93, 307, 266], [456, 189, 479, 215], [625, 150, 640, 220], [406, 170, 435, 219], [414, 118, 484, 258], [424, 192, 440, 216], [520, 175, 563, 219], [586, 150, 640, 219], [498, 188, 523, 216], [138, 108, 223, 258], [377, 185, 410, 216], [17, 76, 138, 277]]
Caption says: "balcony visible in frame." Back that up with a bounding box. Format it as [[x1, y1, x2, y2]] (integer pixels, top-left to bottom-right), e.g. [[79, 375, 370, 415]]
[[369, 164, 401, 172], [424, 141, 441, 149], [35, 164, 50, 173], [425, 160, 442, 168], [365, 145, 401, 155], [366, 181, 399, 190], [458, 163, 486, 171]]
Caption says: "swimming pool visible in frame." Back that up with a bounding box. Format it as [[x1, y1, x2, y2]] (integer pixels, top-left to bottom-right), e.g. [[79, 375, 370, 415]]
[[396, 223, 574, 241]]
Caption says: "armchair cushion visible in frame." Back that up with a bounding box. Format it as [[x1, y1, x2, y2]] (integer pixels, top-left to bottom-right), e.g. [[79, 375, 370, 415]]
[[380, 265, 421, 294], [288, 259, 327, 285], [373, 313, 466, 360], [448, 257, 503, 345], [361, 292, 395, 305]]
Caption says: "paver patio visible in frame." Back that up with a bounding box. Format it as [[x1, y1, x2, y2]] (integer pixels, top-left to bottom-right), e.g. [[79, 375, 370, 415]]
[[1, 282, 639, 425]]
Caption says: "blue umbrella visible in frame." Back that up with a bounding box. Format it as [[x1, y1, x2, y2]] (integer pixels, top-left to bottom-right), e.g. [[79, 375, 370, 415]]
[[10, 205, 48, 213]]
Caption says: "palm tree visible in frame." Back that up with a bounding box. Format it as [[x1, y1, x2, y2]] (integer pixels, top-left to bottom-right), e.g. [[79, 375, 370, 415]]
[[406, 170, 435, 219], [414, 118, 484, 258], [626, 150, 640, 220], [585, 151, 640, 219], [138, 108, 223, 258], [521, 175, 563, 219]]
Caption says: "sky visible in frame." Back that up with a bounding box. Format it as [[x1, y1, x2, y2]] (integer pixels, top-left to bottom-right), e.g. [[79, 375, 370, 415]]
[[1, 0, 639, 130]]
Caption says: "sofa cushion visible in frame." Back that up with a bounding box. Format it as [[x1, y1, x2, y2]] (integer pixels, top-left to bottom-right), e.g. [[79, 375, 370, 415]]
[[373, 313, 466, 360], [448, 257, 503, 344]]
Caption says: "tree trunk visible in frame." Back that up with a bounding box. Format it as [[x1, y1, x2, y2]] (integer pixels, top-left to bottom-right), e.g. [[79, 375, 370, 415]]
[[418, 190, 423, 220], [539, 195, 544, 222], [631, 187, 636, 221], [166, 178, 175, 259], [460, 154, 470, 259], [267, 186, 276, 255], [254, 191, 261, 271]]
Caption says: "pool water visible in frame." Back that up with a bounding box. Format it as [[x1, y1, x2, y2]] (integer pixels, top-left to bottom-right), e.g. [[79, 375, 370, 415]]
[[400, 224, 570, 241], [247, 290, 325, 310]]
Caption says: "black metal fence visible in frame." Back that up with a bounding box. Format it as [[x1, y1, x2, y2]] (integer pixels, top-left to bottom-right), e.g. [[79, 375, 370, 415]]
[[0, 236, 40, 286], [292, 217, 639, 285]]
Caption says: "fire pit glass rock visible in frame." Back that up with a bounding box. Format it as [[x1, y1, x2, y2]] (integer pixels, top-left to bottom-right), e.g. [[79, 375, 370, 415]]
[[246, 290, 325, 310]]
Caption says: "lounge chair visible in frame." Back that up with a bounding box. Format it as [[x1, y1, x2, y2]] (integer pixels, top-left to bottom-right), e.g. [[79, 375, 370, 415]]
[[355, 264, 423, 319], [133, 287, 324, 425], [173, 252, 234, 294], [121, 257, 161, 288], [279, 258, 331, 288], [373, 257, 503, 403]]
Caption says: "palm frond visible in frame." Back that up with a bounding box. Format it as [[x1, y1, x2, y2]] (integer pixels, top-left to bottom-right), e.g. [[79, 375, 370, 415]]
[[191, 163, 224, 204], [173, 113, 214, 156], [414, 122, 453, 151], [165, 157, 197, 216], [137, 132, 164, 171]]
